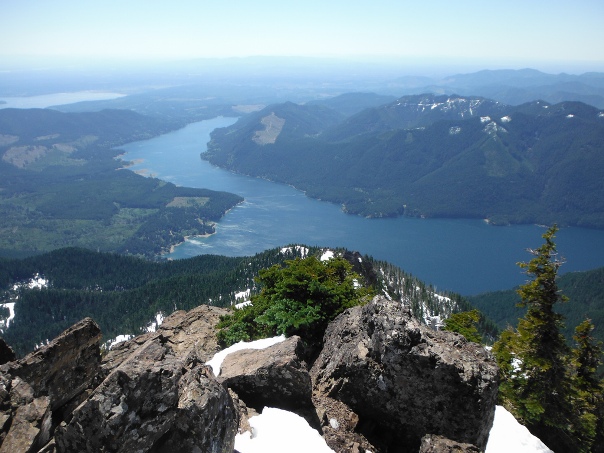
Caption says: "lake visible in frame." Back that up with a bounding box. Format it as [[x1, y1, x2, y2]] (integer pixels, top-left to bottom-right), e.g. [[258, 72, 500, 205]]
[[118, 117, 604, 295], [0, 91, 125, 109]]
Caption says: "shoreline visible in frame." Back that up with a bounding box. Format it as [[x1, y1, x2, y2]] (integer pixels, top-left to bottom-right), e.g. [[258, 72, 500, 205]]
[[166, 230, 216, 256]]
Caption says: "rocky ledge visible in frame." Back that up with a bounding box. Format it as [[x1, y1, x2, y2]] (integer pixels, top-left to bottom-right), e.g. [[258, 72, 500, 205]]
[[0, 296, 498, 452]]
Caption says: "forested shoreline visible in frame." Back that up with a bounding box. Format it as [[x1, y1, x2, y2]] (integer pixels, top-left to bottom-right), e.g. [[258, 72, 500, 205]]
[[0, 108, 243, 258]]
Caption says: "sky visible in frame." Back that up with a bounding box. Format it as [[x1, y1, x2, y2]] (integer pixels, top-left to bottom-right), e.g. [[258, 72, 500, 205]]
[[2, 0, 604, 72]]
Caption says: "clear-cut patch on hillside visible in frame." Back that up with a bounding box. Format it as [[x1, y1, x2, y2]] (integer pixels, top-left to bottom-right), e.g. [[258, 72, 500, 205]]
[[2, 145, 49, 168], [0, 134, 19, 146], [253, 113, 285, 145], [166, 196, 210, 208]]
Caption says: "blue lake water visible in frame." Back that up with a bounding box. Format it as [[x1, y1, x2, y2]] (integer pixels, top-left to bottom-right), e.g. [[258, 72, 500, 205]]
[[0, 91, 125, 109], [118, 117, 604, 295]]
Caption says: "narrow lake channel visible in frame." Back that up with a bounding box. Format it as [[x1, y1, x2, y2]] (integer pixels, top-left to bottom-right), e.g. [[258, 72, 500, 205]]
[[118, 117, 604, 295]]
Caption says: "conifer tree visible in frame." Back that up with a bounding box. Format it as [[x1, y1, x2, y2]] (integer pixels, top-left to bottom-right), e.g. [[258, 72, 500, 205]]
[[493, 225, 578, 451], [571, 318, 603, 451], [442, 309, 482, 343]]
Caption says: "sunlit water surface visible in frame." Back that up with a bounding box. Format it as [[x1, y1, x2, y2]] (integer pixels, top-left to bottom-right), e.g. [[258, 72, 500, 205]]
[[118, 117, 604, 295]]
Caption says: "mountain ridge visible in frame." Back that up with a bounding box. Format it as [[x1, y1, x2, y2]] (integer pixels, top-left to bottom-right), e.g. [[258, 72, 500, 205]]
[[203, 94, 604, 227]]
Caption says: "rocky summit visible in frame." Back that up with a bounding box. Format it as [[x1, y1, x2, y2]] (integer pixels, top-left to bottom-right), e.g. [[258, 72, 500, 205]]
[[0, 296, 498, 452]]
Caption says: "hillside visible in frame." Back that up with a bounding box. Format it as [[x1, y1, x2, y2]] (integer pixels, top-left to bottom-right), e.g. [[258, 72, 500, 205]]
[[468, 266, 604, 343], [0, 108, 243, 257], [203, 94, 604, 227], [0, 246, 484, 355]]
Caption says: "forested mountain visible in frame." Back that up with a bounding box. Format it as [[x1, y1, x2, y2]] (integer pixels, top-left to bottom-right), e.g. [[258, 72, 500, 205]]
[[306, 92, 397, 117], [468, 266, 604, 343], [0, 246, 482, 355], [0, 108, 242, 257], [320, 94, 507, 141], [203, 94, 604, 227]]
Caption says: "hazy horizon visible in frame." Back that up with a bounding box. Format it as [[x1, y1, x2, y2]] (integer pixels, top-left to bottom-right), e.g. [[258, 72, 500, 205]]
[[2, 1, 604, 75]]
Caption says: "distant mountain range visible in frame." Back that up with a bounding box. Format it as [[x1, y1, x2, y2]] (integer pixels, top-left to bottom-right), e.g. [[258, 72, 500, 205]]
[[203, 93, 604, 227], [386, 68, 604, 109]]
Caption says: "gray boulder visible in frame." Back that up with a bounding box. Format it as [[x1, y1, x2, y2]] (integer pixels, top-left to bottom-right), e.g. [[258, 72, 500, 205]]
[[103, 304, 229, 374], [0, 318, 102, 452], [0, 395, 51, 453], [311, 296, 498, 452], [56, 335, 238, 452], [1, 317, 102, 412], [419, 434, 481, 453], [219, 335, 312, 412], [0, 306, 240, 453]]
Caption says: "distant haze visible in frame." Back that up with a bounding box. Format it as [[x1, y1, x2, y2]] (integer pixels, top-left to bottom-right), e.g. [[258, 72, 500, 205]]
[[1, 0, 603, 74]]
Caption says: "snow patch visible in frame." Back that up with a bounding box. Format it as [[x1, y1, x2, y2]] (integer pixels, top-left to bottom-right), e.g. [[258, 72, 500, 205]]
[[484, 122, 507, 135], [598, 112, 604, 118], [501, 115, 512, 123], [206, 335, 286, 376], [235, 289, 251, 300], [233, 405, 549, 453], [235, 407, 334, 453], [0, 302, 15, 331], [566, 114, 575, 118], [449, 126, 462, 135], [12, 273, 48, 291], [280, 245, 309, 258], [481, 116, 491, 123], [106, 334, 134, 350], [320, 250, 335, 261], [486, 406, 553, 452], [145, 312, 165, 333]]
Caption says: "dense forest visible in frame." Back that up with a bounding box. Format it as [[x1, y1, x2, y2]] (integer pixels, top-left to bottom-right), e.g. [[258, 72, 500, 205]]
[[0, 108, 242, 257], [468, 265, 604, 344], [0, 246, 474, 356], [203, 94, 604, 227]]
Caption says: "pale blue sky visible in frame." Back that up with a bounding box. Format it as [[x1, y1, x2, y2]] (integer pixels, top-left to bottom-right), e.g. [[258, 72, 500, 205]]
[[2, 0, 603, 70]]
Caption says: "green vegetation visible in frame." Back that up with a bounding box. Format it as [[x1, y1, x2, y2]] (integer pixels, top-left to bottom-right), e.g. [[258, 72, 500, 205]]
[[468, 266, 604, 346], [492, 226, 604, 452], [442, 309, 482, 343], [0, 246, 480, 358], [204, 96, 604, 227], [0, 246, 315, 355], [0, 108, 242, 257], [217, 256, 373, 350]]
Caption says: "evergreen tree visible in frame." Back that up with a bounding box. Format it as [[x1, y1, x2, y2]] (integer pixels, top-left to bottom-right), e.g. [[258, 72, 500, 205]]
[[217, 256, 373, 350], [442, 309, 482, 343], [572, 319, 604, 451], [493, 225, 583, 451]]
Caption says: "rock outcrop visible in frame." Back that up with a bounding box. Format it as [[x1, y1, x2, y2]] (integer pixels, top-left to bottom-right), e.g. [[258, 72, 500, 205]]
[[0, 318, 102, 452], [0, 307, 237, 453], [102, 304, 228, 373], [311, 296, 499, 452], [55, 337, 237, 453], [0, 297, 499, 452], [219, 335, 312, 412], [418, 434, 481, 453]]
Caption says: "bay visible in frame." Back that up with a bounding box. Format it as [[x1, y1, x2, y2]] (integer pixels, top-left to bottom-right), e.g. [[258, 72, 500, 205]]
[[0, 91, 125, 109], [118, 117, 604, 295]]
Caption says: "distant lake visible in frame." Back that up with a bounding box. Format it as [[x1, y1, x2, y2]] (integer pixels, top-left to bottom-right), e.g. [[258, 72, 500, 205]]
[[118, 117, 604, 295], [0, 91, 125, 109]]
